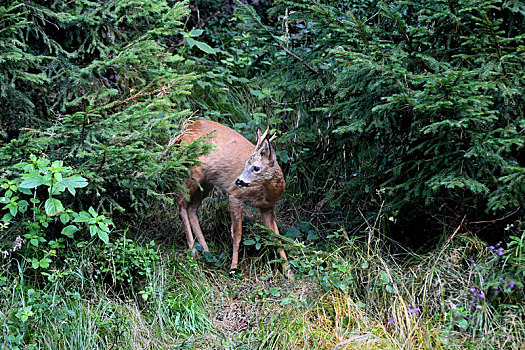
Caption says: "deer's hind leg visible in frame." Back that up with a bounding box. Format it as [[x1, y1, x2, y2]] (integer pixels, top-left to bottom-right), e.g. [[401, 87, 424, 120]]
[[178, 199, 196, 255], [178, 175, 209, 255], [187, 184, 212, 253]]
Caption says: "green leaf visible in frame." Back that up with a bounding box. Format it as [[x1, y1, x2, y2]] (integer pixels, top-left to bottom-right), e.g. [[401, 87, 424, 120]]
[[457, 318, 469, 330], [192, 39, 216, 54], [61, 225, 79, 238], [280, 297, 294, 305], [98, 222, 110, 232], [306, 231, 319, 241], [73, 211, 91, 223], [250, 89, 267, 100], [89, 225, 98, 237], [195, 243, 204, 252], [98, 230, 109, 244], [54, 172, 63, 182], [40, 258, 52, 269], [203, 251, 217, 263], [297, 221, 314, 232], [2, 213, 13, 222], [186, 37, 196, 48], [65, 309, 76, 317], [189, 29, 204, 37], [244, 239, 256, 246], [284, 227, 301, 238], [269, 287, 281, 297], [44, 198, 64, 216], [50, 182, 66, 196], [88, 206, 97, 217], [61, 176, 88, 196], [380, 271, 391, 283], [59, 212, 70, 225], [19, 175, 44, 189], [31, 259, 39, 269]]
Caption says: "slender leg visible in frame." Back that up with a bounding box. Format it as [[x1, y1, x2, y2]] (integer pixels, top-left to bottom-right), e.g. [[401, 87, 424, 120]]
[[188, 205, 210, 253], [179, 205, 197, 255], [187, 185, 212, 253], [178, 176, 203, 256], [229, 198, 244, 270], [261, 208, 291, 278]]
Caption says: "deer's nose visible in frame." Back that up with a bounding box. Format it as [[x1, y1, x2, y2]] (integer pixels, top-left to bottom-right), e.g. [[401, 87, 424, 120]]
[[235, 179, 250, 188]]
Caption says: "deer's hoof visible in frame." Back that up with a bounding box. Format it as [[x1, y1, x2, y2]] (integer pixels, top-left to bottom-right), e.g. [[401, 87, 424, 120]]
[[229, 268, 242, 279]]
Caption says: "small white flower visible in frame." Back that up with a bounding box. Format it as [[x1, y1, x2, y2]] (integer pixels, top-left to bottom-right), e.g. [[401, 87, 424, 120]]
[[12, 236, 23, 251]]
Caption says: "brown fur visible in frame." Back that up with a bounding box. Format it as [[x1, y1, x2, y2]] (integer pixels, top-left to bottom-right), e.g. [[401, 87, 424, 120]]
[[177, 120, 289, 275]]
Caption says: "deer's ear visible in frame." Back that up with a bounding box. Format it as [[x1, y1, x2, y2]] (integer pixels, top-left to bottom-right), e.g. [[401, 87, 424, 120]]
[[260, 139, 276, 164]]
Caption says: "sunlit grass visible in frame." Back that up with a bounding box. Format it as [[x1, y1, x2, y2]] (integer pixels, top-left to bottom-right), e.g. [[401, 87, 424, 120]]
[[2, 222, 523, 349]]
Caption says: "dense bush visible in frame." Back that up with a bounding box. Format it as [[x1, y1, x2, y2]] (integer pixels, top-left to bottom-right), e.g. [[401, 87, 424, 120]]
[[224, 0, 525, 243], [0, 0, 210, 217], [0, 2, 213, 348]]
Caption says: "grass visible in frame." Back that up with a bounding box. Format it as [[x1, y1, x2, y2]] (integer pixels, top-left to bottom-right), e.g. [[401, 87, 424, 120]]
[[1, 220, 524, 349]]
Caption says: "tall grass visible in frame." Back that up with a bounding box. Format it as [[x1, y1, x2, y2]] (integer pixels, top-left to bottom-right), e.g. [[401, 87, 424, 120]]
[[0, 246, 214, 349], [2, 218, 523, 349], [209, 210, 523, 350]]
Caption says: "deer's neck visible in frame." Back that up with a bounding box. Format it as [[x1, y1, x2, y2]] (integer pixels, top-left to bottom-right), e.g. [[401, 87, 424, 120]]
[[263, 170, 285, 205]]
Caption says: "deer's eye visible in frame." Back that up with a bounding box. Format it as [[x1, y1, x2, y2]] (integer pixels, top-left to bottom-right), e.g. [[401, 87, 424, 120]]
[[253, 166, 261, 173]]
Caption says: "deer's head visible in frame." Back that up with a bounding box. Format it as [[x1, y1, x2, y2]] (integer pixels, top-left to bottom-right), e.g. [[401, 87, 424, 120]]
[[235, 127, 278, 188]]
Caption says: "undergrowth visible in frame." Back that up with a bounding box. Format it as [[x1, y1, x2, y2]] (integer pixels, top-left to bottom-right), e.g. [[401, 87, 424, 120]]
[[3, 212, 522, 349]]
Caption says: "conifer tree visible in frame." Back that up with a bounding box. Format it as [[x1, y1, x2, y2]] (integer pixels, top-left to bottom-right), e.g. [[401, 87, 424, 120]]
[[235, 0, 525, 236], [0, 0, 208, 213]]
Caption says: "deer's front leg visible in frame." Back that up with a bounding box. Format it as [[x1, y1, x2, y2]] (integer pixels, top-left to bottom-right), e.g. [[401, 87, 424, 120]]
[[261, 208, 291, 278], [229, 197, 244, 270]]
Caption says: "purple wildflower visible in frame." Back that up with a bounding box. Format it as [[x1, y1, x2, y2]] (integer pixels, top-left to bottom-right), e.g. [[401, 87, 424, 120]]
[[408, 306, 420, 314], [476, 305, 482, 309], [509, 281, 515, 289], [488, 245, 494, 250], [470, 287, 477, 293], [499, 277, 505, 282], [497, 248, 504, 256], [388, 317, 394, 324], [477, 293, 485, 299]]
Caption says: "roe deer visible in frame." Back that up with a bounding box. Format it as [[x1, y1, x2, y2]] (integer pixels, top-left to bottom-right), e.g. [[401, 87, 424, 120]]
[[177, 120, 289, 275]]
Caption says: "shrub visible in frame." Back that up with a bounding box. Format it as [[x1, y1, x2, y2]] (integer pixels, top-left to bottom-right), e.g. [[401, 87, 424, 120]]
[[0, 155, 113, 349], [230, 0, 525, 241], [0, 0, 211, 218]]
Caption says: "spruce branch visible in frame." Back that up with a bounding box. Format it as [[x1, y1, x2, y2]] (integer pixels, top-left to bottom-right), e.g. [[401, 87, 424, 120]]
[[234, 0, 320, 76], [482, 12, 507, 75]]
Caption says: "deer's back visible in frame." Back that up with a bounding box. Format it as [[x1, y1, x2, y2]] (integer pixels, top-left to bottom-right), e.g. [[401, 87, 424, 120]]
[[181, 120, 255, 192]]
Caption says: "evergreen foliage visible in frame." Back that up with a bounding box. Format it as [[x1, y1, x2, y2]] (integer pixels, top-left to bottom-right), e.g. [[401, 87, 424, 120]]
[[0, 0, 208, 214], [232, 0, 525, 237]]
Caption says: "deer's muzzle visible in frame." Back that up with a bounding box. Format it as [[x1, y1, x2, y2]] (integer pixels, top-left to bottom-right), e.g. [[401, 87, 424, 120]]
[[235, 179, 250, 188]]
